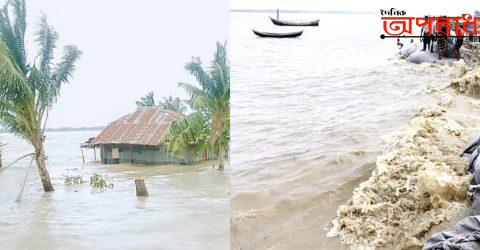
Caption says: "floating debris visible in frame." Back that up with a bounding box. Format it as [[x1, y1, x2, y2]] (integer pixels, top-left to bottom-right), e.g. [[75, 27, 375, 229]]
[[64, 175, 86, 185]]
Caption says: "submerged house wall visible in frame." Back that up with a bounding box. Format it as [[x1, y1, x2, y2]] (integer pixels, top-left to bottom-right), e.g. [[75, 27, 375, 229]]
[[90, 107, 220, 166], [100, 144, 215, 165]]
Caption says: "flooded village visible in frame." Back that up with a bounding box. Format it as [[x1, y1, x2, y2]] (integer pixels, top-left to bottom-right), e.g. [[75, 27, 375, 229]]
[[0, 0, 229, 249]]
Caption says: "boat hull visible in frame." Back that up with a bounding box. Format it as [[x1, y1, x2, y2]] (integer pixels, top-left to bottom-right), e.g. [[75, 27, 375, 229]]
[[252, 29, 303, 38], [269, 17, 319, 26]]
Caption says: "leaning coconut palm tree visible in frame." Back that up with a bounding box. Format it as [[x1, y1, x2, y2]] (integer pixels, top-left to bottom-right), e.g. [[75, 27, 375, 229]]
[[162, 42, 229, 170], [0, 0, 81, 191], [136, 91, 155, 107], [159, 95, 186, 114]]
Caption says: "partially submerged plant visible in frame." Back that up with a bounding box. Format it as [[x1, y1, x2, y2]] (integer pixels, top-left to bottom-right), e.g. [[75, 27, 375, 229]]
[[64, 175, 85, 185], [90, 173, 113, 189]]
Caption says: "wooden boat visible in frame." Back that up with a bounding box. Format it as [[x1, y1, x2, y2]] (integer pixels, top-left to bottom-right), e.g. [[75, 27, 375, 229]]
[[252, 29, 303, 38], [269, 16, 319, 26]]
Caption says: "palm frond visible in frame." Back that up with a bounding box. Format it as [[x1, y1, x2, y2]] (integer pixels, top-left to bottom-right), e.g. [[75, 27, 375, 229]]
[[46, 45, 81, 108], [213, 41, 228, 76], [185, 57, 214, 93], [52, 45, 81, 85], [0, 39, 31, 101], [12, 0, 26, 39], [159, 95, 186, 114], [0, 0, 27, 73], [161, 112, 207, 155], [178, 82, 205, 100], [12, 0, 26, 66], [35, 14, 58, 74], [163, 41, 230, 159], [136, 91, 155, 107]]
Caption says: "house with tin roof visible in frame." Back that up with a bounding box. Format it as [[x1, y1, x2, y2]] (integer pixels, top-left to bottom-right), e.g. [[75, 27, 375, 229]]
[[90, 106, 212, 165]]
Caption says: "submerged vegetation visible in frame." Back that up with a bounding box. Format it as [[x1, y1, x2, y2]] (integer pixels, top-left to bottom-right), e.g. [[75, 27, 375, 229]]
[[162, 42, 230, 170], [0, 0, 81, 191], [64, 174, 113, 189], [90, 173, 114, 189], [64, 175, 85, 185]]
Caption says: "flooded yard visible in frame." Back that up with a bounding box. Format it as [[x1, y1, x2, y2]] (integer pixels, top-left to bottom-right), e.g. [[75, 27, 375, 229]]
[[0, 131, 229, 250]]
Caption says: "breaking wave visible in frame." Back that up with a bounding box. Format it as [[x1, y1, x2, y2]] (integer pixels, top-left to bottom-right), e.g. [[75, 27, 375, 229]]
[[330, 60, 480, 249]]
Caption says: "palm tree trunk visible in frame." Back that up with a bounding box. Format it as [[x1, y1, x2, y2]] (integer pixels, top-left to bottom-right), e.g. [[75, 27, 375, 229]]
[[218, 148, 225, 171], [34, 142, 54, 192]]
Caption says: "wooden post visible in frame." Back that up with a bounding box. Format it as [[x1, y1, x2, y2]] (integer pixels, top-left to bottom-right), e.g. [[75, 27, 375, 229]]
[[135, 179, 149, 197], [81, 147, 85, 163], [277, 9, 279, 20], [94, 147, 97, 161], [0, 145, 2, 168]]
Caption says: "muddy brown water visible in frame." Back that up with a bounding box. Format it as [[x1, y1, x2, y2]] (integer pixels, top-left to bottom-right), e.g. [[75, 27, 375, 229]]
[[0, 131, 229, 250], [230, 12, 464, 249]]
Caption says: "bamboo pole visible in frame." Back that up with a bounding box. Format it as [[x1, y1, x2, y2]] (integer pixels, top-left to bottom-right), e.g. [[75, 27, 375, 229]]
[[15, 155, 34, 203], [0, 153, 35, 174]]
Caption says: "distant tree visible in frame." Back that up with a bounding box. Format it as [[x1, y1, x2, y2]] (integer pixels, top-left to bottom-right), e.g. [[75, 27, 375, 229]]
[[159, 96, 186, 114], [136, 91, 155, 107], [0, 0, 81, 191], [136, 91, 186, 114], [162, 42, 229, 170]]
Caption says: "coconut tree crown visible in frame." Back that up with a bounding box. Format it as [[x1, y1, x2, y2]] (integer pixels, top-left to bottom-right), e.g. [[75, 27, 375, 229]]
[[0, 0, 81, 191], [0, 0, 81, 141], [162, 42, 229, 169]]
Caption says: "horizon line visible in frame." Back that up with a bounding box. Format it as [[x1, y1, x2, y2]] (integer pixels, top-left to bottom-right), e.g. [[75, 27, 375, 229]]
[[230, 8, 376, 14]]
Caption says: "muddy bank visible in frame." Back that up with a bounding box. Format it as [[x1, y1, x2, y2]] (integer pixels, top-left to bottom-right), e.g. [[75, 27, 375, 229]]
[[331, 48, 480, 249]]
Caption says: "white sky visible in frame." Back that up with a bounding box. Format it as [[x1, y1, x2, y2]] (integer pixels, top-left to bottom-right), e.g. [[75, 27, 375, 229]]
[[3, 0, 478, 127], [3, 0, 229, 128], [231, 0, 479, 16]]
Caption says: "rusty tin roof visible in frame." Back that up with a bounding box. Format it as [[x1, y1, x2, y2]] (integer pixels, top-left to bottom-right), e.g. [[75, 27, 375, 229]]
[[91, 107, 185, 146]]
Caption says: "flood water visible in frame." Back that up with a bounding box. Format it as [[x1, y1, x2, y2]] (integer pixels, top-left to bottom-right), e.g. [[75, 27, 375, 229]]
[[230, 12, 451, 249], [0, 131, 229, 250]]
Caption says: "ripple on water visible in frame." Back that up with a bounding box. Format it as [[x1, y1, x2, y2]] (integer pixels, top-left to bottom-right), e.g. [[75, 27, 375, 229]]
[[230, 12, 452, 249]]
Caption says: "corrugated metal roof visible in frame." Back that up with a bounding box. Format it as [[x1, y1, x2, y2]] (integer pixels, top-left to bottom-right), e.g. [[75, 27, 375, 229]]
[[91, 107, 185, 146]]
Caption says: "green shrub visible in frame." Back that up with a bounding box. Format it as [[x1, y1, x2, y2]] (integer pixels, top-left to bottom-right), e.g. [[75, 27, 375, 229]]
[[90, 173, 114, 189]]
